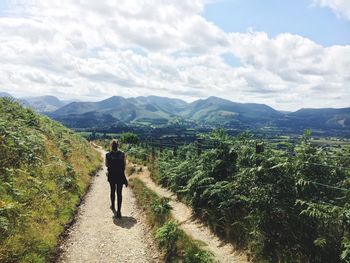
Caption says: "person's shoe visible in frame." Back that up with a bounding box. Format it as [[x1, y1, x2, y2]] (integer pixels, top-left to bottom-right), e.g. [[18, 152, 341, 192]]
[[116, 210, 121, 218], [110, 205, 115, 211]]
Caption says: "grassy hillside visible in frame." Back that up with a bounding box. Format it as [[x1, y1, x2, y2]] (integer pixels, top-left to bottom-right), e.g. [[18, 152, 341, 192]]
[[53, 112, 123, 129], [285, 108, 350, 129], [0, 98, 102, 263], [51, 96, 176, 126], [47, 95, 350, 136]]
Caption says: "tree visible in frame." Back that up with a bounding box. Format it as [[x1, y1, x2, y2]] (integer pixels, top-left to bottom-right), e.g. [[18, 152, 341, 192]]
[[120, 132, 140, 144]]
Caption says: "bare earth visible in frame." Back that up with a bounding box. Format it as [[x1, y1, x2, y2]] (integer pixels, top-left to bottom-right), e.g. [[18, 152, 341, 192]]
[[57, 148, 162, 263], [130, 163, 249, 263]]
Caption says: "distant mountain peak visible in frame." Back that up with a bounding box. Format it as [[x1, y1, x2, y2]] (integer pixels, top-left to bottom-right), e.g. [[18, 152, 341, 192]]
[[207, 95, 224, 100], [102, 95, 124, 100], [3, 93, 350, 134], [19, 95, 67, 112], [0, 92, 13, 98]]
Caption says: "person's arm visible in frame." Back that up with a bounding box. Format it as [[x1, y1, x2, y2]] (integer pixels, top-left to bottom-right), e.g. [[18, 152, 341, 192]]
[[123, 153, 128, 187], [105, 153, 109, 167]]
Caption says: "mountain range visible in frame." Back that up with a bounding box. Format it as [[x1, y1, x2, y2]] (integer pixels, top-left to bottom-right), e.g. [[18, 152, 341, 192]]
[[1, 92, 349, 135], [0, 92, 70, 112]]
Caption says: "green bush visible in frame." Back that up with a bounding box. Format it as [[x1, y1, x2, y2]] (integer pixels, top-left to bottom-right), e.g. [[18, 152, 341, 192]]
[[151, 197, 172, 220], [184, 244, 213, 263], [120, 132, 140, 144], [155, 221, 180, 257], [150, 130, 350, 262]]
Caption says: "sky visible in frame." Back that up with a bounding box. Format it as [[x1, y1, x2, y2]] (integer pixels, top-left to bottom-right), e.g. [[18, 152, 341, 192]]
[[0, 0, 349, 111]]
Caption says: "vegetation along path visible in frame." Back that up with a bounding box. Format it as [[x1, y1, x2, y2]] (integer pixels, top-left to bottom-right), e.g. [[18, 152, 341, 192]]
[[129, 162, 249, 263], [57, 147, 161, 263]]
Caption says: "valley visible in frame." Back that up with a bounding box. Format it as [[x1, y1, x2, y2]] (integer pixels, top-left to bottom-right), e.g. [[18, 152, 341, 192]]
[[1, 92, 350, 139], [1, 95, 350, 262]]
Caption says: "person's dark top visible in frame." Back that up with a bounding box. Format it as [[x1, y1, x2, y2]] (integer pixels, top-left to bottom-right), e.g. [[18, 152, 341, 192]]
[[105, 150, 127, 185]]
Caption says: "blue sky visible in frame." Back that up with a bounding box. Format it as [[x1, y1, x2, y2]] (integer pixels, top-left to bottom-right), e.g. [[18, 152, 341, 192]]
[[0, 1, 15, 14], [203, 0, 350, 46]]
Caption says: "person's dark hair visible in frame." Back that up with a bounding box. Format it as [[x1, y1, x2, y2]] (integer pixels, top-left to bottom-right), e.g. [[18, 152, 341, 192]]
[[111, 139, 119, 151]]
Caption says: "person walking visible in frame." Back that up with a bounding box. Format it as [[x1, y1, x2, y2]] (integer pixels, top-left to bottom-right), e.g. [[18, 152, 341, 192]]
[[105, 139, 128, 218]]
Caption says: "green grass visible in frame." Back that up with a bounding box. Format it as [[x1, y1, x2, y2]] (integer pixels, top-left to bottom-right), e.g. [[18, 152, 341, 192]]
[[76, 131, 120, 138], [0, 98, 102, 262], [130, 178, 213, 263]]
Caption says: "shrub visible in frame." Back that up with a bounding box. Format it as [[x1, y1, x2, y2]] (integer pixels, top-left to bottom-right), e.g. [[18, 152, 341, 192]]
[[120, 132, 140, 144], [155, 221, 180, 258], [153, 130, 350, 262]]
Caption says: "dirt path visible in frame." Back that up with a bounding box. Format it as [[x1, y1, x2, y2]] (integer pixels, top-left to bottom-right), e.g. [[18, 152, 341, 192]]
[[130, 163, 249, 263], [57, 148, 161, 263]]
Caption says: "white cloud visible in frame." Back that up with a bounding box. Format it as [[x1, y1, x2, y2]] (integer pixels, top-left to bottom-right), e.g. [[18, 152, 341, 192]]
[[0, 0, 349, 110], [314, 0, 350, 20]]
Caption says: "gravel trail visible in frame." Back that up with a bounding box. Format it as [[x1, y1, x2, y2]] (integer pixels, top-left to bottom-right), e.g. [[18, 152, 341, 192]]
[[57, 148, 161, 263], [130, 163, 249, 263]]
